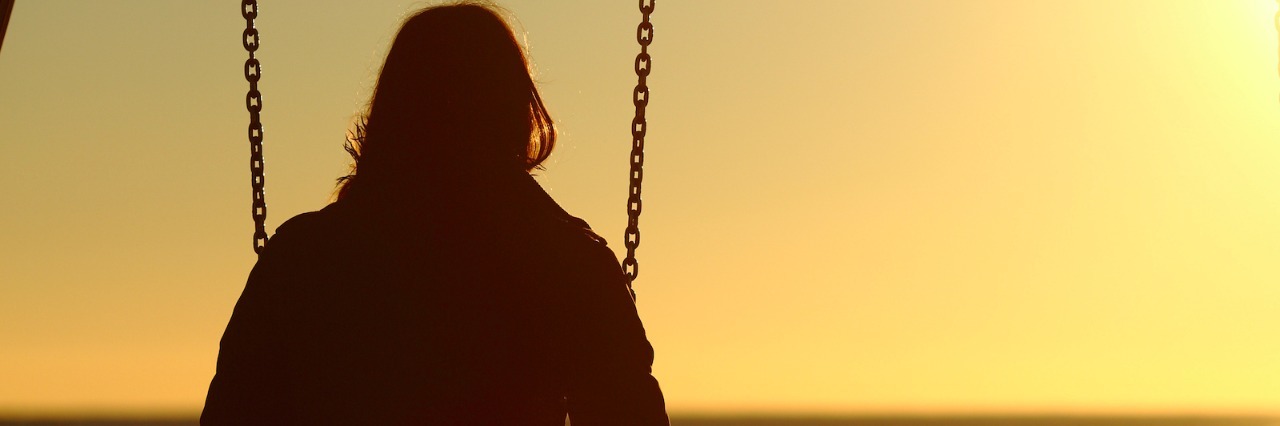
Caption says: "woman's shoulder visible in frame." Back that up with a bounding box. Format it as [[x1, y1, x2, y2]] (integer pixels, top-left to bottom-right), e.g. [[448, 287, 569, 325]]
[[541, 213, 626, 275], [259, 202, 354, 255], [551, 214, 607, 247]]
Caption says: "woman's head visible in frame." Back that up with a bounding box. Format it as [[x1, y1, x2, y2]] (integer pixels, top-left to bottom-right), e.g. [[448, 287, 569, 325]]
[[337, 2, 555, 199]]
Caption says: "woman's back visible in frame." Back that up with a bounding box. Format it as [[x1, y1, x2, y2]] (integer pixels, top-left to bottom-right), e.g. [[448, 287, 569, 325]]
[[202, 173, 667, 424]]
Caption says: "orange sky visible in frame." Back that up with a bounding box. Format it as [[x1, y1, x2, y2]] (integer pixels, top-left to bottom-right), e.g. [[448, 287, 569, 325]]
[[1, 0, 1278, 417]]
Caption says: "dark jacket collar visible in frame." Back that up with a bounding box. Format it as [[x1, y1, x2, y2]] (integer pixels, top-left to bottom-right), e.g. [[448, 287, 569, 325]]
[[337, 170, 590, 231]]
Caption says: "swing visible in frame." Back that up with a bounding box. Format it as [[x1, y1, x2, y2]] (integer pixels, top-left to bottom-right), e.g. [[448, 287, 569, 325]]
[[239, 0, 656, 287]]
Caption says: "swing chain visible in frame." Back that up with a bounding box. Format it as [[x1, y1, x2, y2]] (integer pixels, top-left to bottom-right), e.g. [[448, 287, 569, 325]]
[[243, 0, 268, 254], [622, 0, 653, 287]]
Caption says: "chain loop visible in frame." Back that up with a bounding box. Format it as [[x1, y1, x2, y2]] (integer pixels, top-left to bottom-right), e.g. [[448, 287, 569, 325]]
[[633, 85, 650, 108], [621, 0, 653, 295], [241, 0, 257, 19], [244, 58, 262, 83], [634, 53, 652, 77], [636, 22, 654, 47], [243, 0, 268, 254], [242, 28, 260, 52], [246, 89, 263, 113]]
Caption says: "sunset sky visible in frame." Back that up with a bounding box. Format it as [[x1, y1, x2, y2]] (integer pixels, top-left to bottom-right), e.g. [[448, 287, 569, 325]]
[[1, 0, 1279, 417]]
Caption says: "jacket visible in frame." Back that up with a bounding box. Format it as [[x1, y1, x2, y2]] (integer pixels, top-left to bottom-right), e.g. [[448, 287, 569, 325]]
[[201, 172, 668, 425]]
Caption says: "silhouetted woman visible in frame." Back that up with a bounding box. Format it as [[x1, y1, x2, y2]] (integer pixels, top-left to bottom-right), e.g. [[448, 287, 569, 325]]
[[201, 4, 668, 425]]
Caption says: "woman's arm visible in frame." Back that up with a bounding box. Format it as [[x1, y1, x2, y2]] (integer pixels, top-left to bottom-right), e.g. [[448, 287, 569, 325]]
[[201, 216, 319, 425], [562, 241, 669, 425]]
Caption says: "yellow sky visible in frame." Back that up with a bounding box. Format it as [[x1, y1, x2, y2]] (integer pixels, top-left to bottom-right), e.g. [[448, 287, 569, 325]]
[[1, 0, 1278, 417]]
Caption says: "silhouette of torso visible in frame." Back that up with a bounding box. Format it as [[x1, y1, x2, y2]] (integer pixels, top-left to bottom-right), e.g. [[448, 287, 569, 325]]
[[201, 173, 667, 425]]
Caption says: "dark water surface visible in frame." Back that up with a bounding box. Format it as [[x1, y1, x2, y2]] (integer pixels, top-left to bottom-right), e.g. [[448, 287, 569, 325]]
[[667, 417, 1278, 426], [0, 417, 1275, 426]]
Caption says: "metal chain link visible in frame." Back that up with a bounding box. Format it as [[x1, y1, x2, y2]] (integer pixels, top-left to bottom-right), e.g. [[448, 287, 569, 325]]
[[243, 0, 268, 254], [621, 0, 654, 294]]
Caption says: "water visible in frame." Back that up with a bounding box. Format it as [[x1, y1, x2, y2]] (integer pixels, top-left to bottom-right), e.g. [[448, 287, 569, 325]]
[[665, 417, 1279, 426], [0, 417, 1276, 426]]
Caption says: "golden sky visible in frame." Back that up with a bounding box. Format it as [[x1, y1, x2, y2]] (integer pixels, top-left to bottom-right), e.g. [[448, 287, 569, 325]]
[[1, 0, 1278, 417]]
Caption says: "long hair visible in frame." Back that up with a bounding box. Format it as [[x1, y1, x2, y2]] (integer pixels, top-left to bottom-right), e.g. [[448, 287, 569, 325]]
[[336, 2, 556, 200]]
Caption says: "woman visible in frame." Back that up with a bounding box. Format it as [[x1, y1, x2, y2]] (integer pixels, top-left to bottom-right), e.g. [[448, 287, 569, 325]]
[[201, 3, 668, 425]]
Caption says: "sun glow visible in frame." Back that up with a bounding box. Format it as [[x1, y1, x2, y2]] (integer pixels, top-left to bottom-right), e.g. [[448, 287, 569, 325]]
[[1, 0, 1279, 418]]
